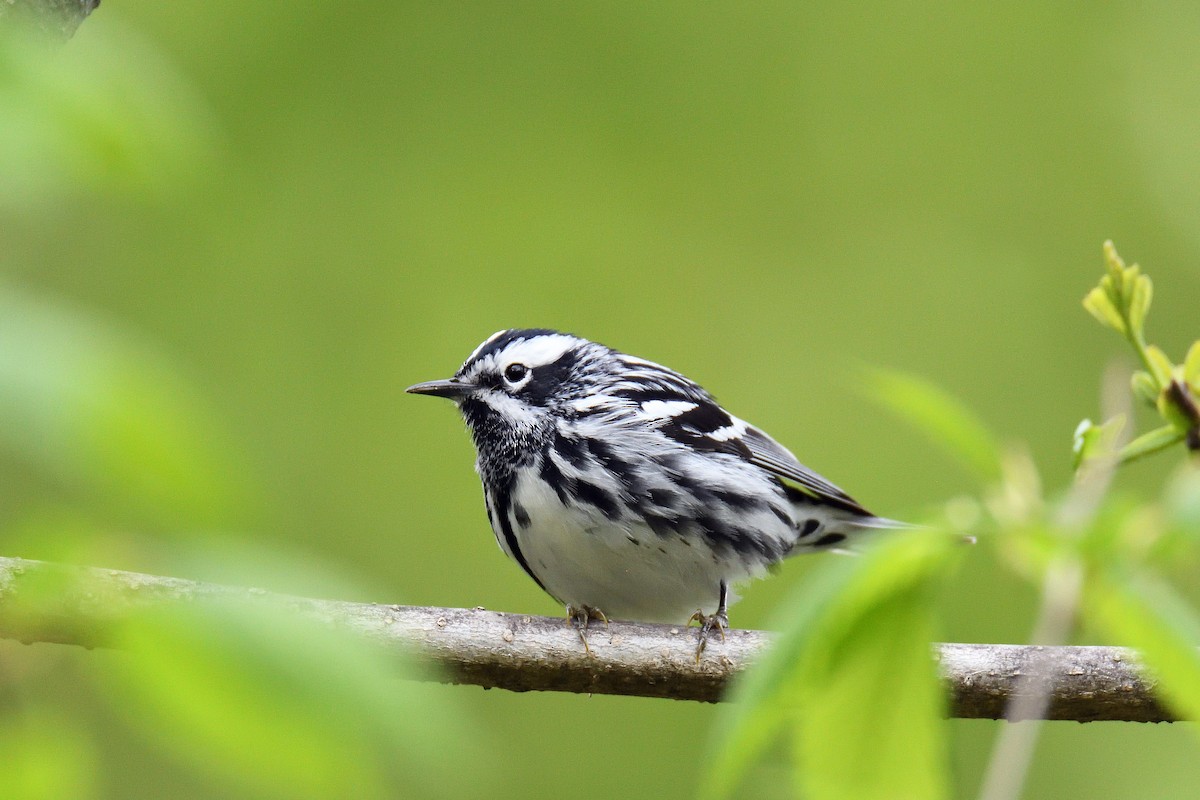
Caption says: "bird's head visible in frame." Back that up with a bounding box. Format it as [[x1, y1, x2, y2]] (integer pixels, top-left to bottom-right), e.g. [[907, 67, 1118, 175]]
[[407, 329, 617, 433]]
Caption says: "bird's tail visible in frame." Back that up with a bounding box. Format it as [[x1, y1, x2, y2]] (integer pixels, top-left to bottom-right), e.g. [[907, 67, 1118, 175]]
[[825, 512, 975, 554], [849, 514, 914, 530]]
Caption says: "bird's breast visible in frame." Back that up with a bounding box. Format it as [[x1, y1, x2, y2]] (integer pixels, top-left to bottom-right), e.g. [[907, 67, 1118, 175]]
[[486, 466, 780, 623]]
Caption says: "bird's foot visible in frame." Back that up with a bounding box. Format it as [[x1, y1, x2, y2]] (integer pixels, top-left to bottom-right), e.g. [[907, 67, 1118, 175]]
[[566, 605, 609, 656], [688, 608, 729, 661]]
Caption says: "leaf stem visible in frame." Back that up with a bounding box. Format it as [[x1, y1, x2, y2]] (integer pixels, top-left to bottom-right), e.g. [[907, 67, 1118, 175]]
[[1121, 324, 1161, 389], [1118, 427, 1187, 466]]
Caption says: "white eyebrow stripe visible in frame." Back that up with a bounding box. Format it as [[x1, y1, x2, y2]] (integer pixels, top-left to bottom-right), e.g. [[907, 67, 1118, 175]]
[[499, 335, 580, 369]]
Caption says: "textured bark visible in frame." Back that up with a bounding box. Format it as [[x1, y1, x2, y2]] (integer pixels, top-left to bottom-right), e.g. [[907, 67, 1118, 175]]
[[0, 556, 1175, 721]]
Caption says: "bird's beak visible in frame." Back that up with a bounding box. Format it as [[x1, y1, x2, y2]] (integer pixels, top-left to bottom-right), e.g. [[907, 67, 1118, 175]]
[[406, 378, 473, 400]]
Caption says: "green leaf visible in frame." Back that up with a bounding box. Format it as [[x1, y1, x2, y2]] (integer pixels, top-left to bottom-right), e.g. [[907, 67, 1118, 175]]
[[1119, 264, 1141, 308], [0, 708, 96, 799], [795, 587, 945, 800], [1072, 419, 1094, 463], [1074, 496, 1141, 567], [1073, 416, 1125, 472], [704, 559, 854, 799], [1131, 371, 1159, 407], [1118, 425, 1186, 466], [1157, 380, 1199, 434], [98, 597, 479, 799], [1086, 570, 1200, 727], [1083, 285, 1126, 335], [1146, 344, 1174, 389], [1127, 273, 1153, 341], [0, 285, 247, 527], [1102, 240, 1126, 276], [1150, 469, 1200, 565], [0, 25, 217, 206], [1166, 469, 1200, 539], [864, 368, 1004, 483], [1185, 341, 1200, 393], [706, 532, 953, 800]]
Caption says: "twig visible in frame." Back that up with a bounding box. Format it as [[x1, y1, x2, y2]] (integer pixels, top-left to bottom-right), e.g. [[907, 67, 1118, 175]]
[[0, 556, 1175, 720]]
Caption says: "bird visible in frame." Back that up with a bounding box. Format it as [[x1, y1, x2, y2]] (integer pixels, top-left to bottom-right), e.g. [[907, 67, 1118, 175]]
[[407, 328, 901, 656]]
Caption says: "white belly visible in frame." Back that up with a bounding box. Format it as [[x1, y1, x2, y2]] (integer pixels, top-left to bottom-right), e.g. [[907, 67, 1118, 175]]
[[496, 471, 762, 623]]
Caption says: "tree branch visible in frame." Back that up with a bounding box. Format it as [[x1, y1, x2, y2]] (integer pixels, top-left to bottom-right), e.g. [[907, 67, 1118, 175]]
[[0, 556, 1173, 721]]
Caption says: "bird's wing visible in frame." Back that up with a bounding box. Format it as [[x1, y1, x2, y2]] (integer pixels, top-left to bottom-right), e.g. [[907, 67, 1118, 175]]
[[639, 389, 871, 515], [737, 425, 870, 515]]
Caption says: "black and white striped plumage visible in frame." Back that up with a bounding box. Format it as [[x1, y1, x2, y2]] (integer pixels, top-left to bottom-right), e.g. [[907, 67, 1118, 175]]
[[408, 329, 898, 632]]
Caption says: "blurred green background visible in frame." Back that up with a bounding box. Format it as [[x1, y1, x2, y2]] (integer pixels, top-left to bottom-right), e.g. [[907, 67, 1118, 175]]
[[3, 2, 1200, 798]]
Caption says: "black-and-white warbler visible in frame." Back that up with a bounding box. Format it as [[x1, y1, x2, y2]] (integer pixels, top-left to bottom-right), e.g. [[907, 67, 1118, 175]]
[[408, 329, 901, 654]]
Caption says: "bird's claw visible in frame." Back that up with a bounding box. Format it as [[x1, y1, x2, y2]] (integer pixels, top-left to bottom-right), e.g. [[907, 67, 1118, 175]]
[[688, 608, 729, 661], [566, 605, 609, 656]]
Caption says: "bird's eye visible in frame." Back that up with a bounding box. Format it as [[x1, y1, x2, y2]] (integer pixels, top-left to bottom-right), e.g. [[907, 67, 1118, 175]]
[[503, 363, 529, 384]]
